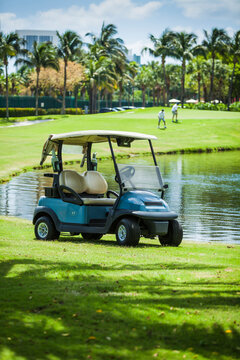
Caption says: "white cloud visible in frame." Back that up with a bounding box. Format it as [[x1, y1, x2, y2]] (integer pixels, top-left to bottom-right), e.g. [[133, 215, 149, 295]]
[[0, 0, 163, 35], [174, 0, 240, 21]]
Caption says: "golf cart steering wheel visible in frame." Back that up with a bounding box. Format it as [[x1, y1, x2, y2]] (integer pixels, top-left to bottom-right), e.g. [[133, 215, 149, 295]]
[[119, 165, 135, 180], [115, 165, 135, 184]]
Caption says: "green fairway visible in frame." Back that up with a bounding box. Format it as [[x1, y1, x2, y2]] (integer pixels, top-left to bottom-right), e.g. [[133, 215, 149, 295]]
[[0, 107, 240, 182], [0, 216, 239, 360]]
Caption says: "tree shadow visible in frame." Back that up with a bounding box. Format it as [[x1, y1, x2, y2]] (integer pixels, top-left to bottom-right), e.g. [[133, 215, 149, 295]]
[[0, 258, 239, 360]]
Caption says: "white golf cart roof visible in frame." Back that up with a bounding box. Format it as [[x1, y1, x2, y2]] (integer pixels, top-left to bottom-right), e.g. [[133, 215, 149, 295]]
[[40, 130, 157, 165]]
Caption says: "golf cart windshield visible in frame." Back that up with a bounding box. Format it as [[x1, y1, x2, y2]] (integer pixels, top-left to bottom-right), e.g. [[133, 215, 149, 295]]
[[117, 163, 164, 192]]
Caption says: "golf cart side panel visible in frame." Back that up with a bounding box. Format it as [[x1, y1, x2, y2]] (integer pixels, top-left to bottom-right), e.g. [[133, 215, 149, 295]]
[[38, 196, 111, 225]]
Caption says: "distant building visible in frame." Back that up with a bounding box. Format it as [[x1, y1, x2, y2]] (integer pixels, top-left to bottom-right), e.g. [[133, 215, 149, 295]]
[[127, 49, 141, 65], [16, 29, 58, 52]]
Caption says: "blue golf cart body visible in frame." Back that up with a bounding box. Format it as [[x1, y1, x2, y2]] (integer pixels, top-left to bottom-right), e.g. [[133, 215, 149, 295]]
[[33, 130, 183, 246]]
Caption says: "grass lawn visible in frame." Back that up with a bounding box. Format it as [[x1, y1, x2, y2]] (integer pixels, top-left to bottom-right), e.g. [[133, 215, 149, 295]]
[[0, 216, 239, 360], [0, 107, 240, 182]]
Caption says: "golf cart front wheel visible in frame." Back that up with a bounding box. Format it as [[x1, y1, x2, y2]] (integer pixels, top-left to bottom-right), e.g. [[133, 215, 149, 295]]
[[81, 233, 103, 240], [35, 216, 60, 241], [116, 218, 140, 246], [158, 219, 183, 247]]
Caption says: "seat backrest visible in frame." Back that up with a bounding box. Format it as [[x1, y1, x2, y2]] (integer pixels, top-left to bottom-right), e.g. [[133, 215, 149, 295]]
[[59, 170, 87, 194], [83, 171, 108, 195]]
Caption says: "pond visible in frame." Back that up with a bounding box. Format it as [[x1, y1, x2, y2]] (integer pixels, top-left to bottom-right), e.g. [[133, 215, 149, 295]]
[[0, 151, 240, 244]]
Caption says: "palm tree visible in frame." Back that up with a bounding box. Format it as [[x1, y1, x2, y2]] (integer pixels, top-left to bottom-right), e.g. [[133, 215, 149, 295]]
[[86, 22, 127, 60], [16, 41, 59, 115], [202, 28, 229, 101], [127, 61, 139, 106], [57, 31, 82, 114], [165, 64, 181, 104], [187, 57, 207, 102], [86, 22, 127, 109], [226, 31, 240, 110], [0, 32, 26, 119], [142, 29, 174, 105], [83, 45, 116, 114], [171, 31, 197, 107], [136, 65, 152, 107]]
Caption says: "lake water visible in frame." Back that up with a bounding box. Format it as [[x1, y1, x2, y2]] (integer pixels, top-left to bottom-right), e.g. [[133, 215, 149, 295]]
[[0, 151, 240, 244]]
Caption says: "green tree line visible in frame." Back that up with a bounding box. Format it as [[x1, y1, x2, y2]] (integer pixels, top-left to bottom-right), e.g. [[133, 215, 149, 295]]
[[0, 25, 240, 118]]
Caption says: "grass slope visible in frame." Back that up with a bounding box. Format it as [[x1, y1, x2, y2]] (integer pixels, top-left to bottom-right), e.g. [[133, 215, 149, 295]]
[[0, 108, 240, 182], [0, 216, 239, 360]]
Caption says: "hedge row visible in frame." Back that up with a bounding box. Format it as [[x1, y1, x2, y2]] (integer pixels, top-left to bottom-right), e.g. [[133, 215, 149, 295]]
[[0, 107, 84, 117], [184, 102, 240, 111]]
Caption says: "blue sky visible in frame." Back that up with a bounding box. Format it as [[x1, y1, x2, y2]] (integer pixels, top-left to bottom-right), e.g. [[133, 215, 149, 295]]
[[1, 0, 240, 63]]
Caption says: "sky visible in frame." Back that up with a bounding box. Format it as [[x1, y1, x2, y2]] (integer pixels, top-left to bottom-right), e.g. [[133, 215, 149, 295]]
[[1, 0, 240, 70]]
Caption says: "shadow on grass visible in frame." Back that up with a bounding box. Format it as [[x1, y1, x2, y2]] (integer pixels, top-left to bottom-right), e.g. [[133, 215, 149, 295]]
[[57, 235, 162, 248], [0, 258, 239, 360]]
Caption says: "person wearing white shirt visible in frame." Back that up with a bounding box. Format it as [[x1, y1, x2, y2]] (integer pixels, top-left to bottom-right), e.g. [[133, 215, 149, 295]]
[[158, 109, 166, 129], [172, 103, 179, 122]]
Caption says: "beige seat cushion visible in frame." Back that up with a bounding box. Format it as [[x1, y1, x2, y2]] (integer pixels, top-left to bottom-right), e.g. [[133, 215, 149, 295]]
[[59, 170, 116, 205], [59, 170, 87, 193], [83, 171, 108, 194]]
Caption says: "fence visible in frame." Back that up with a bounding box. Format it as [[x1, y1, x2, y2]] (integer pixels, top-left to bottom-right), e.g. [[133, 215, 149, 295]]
[[0, 96, 154, 109]]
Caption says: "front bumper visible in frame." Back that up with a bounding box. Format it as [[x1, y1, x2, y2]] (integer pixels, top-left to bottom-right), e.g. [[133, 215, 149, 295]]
[[132, 211, 178, 221]]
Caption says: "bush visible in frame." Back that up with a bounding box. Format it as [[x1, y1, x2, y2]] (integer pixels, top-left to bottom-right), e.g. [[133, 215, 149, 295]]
[[229, 102, 240, 112], [185, 102, 228, 111], [0, 108, 47, 117], [46, 108, 84, 115], [0, 107, 84, 118], [185, 102, 240, 112]]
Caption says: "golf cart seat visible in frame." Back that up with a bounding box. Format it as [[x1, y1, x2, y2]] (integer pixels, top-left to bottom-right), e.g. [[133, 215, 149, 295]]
[[59, 170, 116, 205]]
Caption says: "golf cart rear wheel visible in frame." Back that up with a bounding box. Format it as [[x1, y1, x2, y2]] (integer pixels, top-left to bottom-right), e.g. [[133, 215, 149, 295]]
[[81, 233, 103, 240], [116, 218, 140, 246], [35, 216, 60, 241], [159, 219, 183, 247]]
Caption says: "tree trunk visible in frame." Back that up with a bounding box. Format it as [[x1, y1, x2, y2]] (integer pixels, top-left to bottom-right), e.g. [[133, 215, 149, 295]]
[[118, 85, 123, 107], [152, 88, 156, 106], [181, 59, 186, 108], [62, 59, 67, 114], [227, 61, 236, 111], [157, 88, 160, 105], [74, 85, 79, 114], [197, 72, 201, 103], [132, 86, 135, 106], [5, 64, 9, 120], [209, 55, 215, 101], [35, 70, 40, 116], [162, 56, 166, 106], [203, 83, 207, 103], [142, 86, 146, 107], [89, 86, 93, 114]]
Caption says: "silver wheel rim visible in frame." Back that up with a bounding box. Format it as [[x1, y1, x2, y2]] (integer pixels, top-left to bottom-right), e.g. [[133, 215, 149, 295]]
[[118, 225, 127, 242], [38, 222, 48, 238]]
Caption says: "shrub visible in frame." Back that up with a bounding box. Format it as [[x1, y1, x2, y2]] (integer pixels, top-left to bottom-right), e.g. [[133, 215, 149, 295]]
[[229, 102, 240, 112], [0, 108, 47, 117], [0, 107, 84, 118], [46, 108, 84, 115], [184, 102, 229, 111]]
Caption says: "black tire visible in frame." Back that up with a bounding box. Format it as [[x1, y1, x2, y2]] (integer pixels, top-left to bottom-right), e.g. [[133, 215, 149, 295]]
[[81, 233, 103, 240], [115, 218, 140, 246], [159, 219, 183, 247], [35, 216, 60, 240], [70, 232, 80, 236]]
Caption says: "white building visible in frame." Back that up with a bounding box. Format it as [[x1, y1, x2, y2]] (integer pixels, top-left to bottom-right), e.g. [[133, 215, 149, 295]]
[[16, 29, 58, 52]]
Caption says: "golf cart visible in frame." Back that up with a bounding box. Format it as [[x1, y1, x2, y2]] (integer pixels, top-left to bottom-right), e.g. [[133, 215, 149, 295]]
[[33, 130, 183, 246]]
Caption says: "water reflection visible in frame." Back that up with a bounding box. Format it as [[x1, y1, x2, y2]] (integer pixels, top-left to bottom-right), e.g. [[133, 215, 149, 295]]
[[0, 152, 240, 244]]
